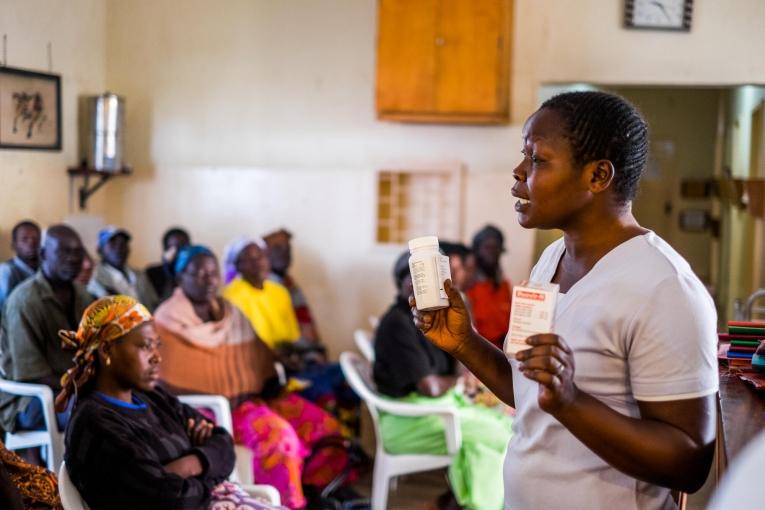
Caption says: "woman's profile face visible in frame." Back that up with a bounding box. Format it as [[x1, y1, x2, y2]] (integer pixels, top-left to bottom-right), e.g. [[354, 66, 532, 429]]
[[511, 108, 591, 230], [108, 322, 162, 392]]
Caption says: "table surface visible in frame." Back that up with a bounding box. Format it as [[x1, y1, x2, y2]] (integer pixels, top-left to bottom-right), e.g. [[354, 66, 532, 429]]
[[718, 368, 765, 463]]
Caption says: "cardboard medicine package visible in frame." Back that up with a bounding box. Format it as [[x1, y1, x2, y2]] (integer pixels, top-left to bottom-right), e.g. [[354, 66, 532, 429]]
[[504, 282, 559, 355]]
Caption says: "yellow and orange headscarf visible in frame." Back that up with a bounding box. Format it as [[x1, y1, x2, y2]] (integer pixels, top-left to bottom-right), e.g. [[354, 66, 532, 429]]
[[55, 295, 152, 411]]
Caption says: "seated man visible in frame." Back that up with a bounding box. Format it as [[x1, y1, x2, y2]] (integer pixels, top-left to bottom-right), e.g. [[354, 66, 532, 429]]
[[87, 225, 158, 310], [373, 252, 513, 510], [263, 229, 321, 344], [0, 224, 93, 434], [464, 225, 513, 348], [145, 226, 191, 302], [0, 220, 41, 316]]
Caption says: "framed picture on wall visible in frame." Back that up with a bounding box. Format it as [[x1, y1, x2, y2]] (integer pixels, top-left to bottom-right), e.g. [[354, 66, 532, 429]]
[[0, 66, 61, 150]]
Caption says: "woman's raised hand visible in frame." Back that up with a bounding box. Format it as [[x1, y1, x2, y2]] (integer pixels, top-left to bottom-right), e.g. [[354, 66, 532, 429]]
[[410, 279, 473, 356], [515, 333, 578, 415]]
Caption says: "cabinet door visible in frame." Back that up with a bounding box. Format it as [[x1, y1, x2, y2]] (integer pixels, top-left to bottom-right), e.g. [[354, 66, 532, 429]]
[[376, 0, 511, 124], [376, 0, 439, 115], [437, 0, 510, 121]]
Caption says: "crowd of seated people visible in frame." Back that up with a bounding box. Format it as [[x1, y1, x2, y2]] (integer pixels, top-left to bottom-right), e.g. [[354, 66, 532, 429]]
[[1, 225, 93, 440], [0, 221, 364, 509], [154, 245, 351, 508], [222, 236, 359, 429], [0, 216, 518, 509]]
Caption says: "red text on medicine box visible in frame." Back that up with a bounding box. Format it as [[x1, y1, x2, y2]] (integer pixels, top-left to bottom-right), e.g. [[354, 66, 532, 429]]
[[514, 289, 548, 301]]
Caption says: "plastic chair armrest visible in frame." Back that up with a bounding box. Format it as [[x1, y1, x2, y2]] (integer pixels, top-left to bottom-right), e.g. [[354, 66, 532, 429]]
[[374, 399, 461, 454]]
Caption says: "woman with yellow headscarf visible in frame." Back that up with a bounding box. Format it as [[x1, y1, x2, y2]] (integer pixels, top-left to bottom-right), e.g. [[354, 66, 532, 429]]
[[59, 295, 285, 510]]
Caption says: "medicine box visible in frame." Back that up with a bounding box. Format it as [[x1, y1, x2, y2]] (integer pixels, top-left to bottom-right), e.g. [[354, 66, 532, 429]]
[[504, 282, 559, 355]]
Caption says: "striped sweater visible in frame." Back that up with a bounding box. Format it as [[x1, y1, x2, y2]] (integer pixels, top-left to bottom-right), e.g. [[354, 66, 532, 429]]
[[64, 387, 235, 510]]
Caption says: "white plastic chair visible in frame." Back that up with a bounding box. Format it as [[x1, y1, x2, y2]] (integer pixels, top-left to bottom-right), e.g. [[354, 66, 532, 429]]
[[58, 458, 280, 509], [0, 378, 63, 472], [339, 351, 461, 510], [58, 461, 89, 510], [177, 394, 281, 505], [354, 329, 375, 362]]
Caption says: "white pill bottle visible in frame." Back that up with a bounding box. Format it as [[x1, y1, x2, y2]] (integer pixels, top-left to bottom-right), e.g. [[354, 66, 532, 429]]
[[408, 236, 452, 311]]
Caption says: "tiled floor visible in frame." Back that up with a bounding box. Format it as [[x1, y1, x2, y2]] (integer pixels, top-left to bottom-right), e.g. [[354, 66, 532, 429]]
[[352, 469, 449, 510]]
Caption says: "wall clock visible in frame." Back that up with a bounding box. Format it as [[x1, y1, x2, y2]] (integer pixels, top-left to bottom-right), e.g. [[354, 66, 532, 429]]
[[624, 0, 693, 31]]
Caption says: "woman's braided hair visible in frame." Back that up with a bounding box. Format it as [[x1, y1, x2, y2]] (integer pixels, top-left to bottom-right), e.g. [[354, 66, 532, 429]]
[[540, 91, 649, 204]]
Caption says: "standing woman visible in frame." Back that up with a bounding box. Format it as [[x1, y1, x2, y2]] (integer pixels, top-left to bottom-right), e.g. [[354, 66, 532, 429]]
[[58, 295, 283, 510], [413, 91, 718, 510]]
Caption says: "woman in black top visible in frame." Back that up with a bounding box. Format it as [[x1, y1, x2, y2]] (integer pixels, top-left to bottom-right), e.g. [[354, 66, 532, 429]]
[[372, 252, 512, 510], [58, 295, 281, 510]]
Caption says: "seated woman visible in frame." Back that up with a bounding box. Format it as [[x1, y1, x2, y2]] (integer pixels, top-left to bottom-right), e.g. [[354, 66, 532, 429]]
[[57, 295, 283, 510], [0, 439, 61, 510], [154, 246, 350, 509], [373, 252, 513, 510], [222, 237, 359, 429]]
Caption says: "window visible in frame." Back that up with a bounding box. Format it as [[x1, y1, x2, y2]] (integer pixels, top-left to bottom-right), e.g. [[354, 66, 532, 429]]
[[376, 164, 463, 244]]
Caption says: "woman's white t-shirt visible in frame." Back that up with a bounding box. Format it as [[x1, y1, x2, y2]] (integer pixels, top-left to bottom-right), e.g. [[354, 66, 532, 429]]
[[503, 232, 718, 510]]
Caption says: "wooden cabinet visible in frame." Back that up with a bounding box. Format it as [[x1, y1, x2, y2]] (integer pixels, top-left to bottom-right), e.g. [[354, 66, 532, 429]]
[[376, 0, 512, 124]]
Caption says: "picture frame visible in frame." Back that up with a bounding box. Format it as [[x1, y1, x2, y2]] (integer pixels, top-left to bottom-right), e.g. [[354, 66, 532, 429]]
[[0, 66, 62, 151]]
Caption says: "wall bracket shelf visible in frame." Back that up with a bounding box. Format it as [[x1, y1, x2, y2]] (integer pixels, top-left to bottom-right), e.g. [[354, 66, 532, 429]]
[[67, 166, 131, 210]]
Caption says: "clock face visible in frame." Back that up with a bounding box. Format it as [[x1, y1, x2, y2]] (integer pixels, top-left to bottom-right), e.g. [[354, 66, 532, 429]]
[[625, 0, 692, 31]]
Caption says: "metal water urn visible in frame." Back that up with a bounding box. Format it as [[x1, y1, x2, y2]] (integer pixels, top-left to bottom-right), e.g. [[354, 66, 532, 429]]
[[86, 92, 124, 172]]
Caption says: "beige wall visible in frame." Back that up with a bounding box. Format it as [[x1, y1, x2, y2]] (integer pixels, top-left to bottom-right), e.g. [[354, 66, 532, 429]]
[[103, 0, 528, 354], [0, 0, 108, 257], [4, 0, 765, 351], [512, 0, 765, 122]]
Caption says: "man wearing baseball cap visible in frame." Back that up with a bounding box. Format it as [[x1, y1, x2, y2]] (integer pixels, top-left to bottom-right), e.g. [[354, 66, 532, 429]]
[[87, 226, 159, 310]]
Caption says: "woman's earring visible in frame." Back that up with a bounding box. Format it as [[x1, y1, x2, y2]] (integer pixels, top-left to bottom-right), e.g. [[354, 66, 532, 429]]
[[105, 357, 112, 366]]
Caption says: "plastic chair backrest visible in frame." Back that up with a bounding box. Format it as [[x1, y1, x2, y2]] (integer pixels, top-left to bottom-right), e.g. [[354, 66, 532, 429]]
[[340, 350, 461, 510], [339, 351, 384, 421], [58, 461, 89, 510], [177, 394, 234, 434], [0, 378, 64, 472], [353, 329, 375, 362]]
